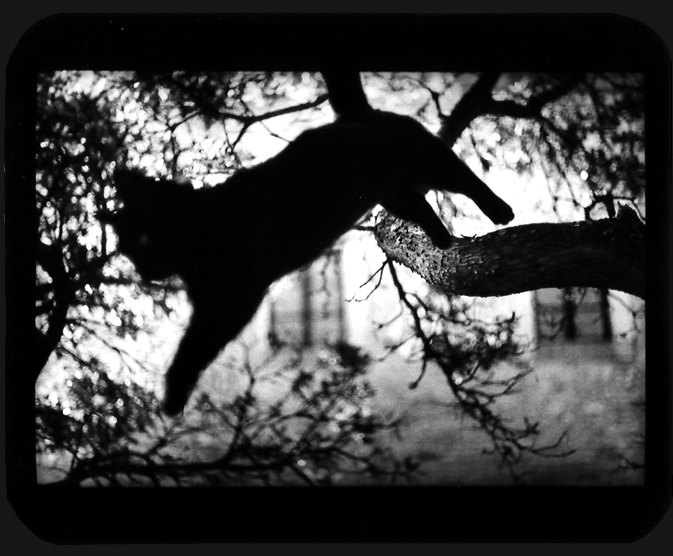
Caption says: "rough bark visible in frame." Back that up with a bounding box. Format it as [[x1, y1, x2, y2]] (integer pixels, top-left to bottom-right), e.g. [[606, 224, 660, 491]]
[[375, 205, 645, 299]]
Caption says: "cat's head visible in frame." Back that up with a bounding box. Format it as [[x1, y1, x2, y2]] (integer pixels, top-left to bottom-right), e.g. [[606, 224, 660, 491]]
[[99, 169, 194, 281]]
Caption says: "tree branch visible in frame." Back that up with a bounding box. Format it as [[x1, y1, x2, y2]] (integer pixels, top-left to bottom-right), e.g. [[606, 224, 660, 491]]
[[321, 70, 372, 118], [223, 94, 330, 125], [439, 73, 583, 144], [249, 94, 331, 123], [36, 241, 75, 379], [375, 206, 645, 299], [486, 76, 581, 121], [439, 72, 502, 144]]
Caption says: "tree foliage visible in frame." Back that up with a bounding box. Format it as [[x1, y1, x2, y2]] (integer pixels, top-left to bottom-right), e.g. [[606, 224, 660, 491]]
[[37, 342, 409, 486]]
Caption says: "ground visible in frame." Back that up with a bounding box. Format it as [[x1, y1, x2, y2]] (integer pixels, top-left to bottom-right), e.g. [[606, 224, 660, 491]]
[[360, 339, 644, 485]]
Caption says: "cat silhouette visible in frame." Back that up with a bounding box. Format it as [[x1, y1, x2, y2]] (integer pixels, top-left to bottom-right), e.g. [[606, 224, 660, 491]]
[[101, 108, 513, 415]]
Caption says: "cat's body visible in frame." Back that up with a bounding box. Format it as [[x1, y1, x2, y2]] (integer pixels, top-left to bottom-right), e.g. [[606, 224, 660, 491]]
[[104, 109, 514, 415]]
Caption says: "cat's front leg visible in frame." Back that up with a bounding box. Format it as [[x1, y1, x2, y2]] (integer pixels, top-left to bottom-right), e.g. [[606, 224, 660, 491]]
[[163, 288, 266, 416], [379, 189, 454, 248]]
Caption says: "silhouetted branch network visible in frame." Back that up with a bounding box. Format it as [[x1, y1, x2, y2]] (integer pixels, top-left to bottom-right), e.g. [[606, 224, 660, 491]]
[[37, 343, 413, 486], [383, 261, 574, 478]]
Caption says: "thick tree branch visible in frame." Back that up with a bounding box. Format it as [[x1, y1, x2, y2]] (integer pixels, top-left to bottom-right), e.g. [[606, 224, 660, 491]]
[[439, 73, 583, 144], [375, 206, 645, 299], [439, 72, 502, 144], [35, 241, 75, 380], [321, 70, 372, 118]]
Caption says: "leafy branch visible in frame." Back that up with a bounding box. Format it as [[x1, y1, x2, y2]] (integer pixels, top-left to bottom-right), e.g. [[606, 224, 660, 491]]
[[37, 342, 414, 487], [385, 261, 574, 479]]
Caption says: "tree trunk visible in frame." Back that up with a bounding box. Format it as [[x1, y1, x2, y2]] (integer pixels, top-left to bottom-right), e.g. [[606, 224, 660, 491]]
[[36, 241, 74, 380], [375, 206, 645, 299]]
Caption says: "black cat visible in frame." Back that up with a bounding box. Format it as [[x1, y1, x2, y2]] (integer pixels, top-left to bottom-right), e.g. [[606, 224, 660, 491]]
[[101, 109, 514, 415]]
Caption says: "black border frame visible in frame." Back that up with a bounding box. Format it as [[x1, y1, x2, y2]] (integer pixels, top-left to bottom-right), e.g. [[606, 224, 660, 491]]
[[5, 13, 672, 543]]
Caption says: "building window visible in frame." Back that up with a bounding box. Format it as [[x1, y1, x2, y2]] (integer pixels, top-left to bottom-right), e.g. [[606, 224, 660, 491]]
[[268, 249, 346, 347], [535, 287, 612, 342]]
